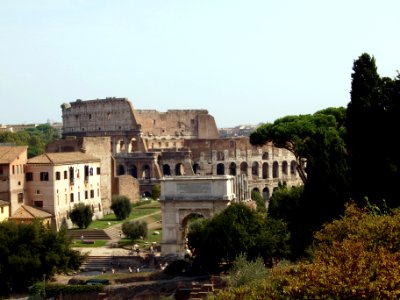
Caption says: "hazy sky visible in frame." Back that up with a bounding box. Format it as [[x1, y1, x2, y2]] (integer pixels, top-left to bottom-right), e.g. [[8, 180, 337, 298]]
[[1, 1, 400, 128]]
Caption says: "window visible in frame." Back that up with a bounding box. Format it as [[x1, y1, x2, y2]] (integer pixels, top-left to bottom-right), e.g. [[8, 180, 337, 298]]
[[26, 172, 33, 181], [70, 193, 74, 202], [97, 167, 101, 175], [85, 191, 88, 199], [34, 200, 43, 208], [64, 170, 68, 179], [1, 207, 3, 213], [90, 190, 94, 198], [78, 192, 81, 201], [18, 193, 23, 203], [0, 166, 3, 175], [69, 167, 74, 185], [12, 165, 15, 174], [55, 171, 61, 180], [40, 172, 49, 181]]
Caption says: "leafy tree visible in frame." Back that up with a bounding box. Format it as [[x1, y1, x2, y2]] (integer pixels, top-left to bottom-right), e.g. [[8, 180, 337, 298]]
[[151, 184, 161, 200], [0, 123, 60, 158], [251, 189, 267, 213], [346, 53, 400, 208], [0, 221, 84, 297], [250, 108, 350, 257], [187, 203, 289, 272], [111, 195, 132, 220], [121, 220, 147, 241], [70, 203, 93, 229]]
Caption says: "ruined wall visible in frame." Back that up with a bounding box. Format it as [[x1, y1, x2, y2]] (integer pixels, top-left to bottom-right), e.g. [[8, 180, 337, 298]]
[[135, 109, 219, 139], [61, 98, 140, 136], [112, 175, 140, 203]]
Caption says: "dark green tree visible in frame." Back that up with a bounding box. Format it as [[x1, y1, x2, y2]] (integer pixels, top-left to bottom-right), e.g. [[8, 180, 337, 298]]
[[121, 221, 148, 241], [251, 189, 267, 213], [151, 184, 161, 200], [187, 203, 289, 272], [111, 195, 132, 220], [69, 203, 93, 229], [0, 221, 84, 296], [346, 53, 400, 208], [250, 107, 350, 258]]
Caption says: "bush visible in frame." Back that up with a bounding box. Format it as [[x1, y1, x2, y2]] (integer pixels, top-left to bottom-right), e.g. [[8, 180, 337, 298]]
[[151, 184, 161, 200], [163, 260, 191, 276], [122, 220, 147, 241], [226, 254, 269, 288], [111, 195, 132, 220], [70, 203, 93, 229]]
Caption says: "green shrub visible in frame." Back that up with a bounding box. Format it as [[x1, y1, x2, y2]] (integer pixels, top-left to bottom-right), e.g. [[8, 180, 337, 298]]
[[111, 195, 132, 220]]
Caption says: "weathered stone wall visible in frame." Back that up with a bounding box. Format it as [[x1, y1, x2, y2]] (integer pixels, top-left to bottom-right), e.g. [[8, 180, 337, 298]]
[[136, 109, 219, 139], [61, 98, 140, 136], [112, 175, 140, 203]]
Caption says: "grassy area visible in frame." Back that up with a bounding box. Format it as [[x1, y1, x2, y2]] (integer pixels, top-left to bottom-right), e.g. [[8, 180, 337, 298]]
[[70, 240, 108, 248], [118, 228, 163, 249], [87, 201, 161, 230]]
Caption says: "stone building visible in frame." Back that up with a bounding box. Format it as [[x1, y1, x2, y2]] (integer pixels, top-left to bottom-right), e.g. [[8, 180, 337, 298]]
[[25, 152, 103, 229], [59, 97, 302, 206], [0, 146, 28, 215]]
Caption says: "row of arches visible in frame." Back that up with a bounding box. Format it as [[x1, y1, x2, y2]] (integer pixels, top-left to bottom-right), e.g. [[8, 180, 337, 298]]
[[117, 160, 297, 179], [216, 160, 297, 179]]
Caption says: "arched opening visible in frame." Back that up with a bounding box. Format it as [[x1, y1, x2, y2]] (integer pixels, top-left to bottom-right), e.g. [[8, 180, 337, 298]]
[[143, 191, 152, 198], [290, 160, 297, 175], [263, 187, 270, 200], [129, 165, 138, 178], [262, 162, 269, 179], [163, 164, 171, 176], [282, 161, 288, 175], [229, 162, 237, 176], [175, 163, 184, 176], [262, 152, 269, 160], [216, 163, 225, 175], [240, 162, 248, 175], [273, 161, 279, 178], [252, 162, 259, 178], [117, 164, 125, 175], [193, 163, 200, 174], [142, 165, 151, 179]]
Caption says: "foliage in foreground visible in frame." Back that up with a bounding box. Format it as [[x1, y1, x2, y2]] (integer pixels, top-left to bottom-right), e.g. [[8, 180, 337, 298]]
[[211, 203, 400, 299], [0, 221, 85, 297]]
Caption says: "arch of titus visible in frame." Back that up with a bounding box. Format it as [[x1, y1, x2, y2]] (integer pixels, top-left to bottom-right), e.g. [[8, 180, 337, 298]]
[[160, 175, 238, 256]]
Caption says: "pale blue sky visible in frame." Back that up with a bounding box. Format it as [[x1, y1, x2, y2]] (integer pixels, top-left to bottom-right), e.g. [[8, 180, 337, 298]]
[[1, 0, 399, 128]]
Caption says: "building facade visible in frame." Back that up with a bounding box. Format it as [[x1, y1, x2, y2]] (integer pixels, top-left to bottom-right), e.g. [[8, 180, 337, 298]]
[[25, 152, 103, 230], [0, 146, 28, 215]]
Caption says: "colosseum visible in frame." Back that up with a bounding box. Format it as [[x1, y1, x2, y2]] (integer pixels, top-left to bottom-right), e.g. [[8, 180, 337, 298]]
[[50, 97, 302, 210]]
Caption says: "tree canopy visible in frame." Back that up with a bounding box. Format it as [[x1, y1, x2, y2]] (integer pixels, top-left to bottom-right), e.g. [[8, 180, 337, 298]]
[[0, 221, 84, 296], [69, 203, 93, 229], [250, 107, 350, 257], [346, 53, 400, 208], [187, 203, 289, 272], [110, 195, 132, 220]]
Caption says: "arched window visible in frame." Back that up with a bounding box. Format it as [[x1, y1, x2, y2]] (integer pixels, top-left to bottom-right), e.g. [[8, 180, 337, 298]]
[[282, 161, 288, 175], [273, 161, 279, 178], [217, 163, 225, 175], [262, 162, 269, 179], [175, 163, 184, 176], [193, 163, 200, 174], [290, 160, 297, 175], [117, 165, 125, 175], [142, 165, 150, 179], [163, 164, 171, 176], [240, 162, 248, 175], [252, 162, 259, 177], [129, 165, 137, 178], [229, 162, 237, 176]]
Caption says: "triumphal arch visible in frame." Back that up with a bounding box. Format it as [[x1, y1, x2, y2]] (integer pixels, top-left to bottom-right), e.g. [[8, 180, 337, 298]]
[[159, 175, 238, 256]]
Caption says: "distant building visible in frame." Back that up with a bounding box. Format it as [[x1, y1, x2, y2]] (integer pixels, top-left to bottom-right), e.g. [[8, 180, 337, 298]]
[[0, 146, 28, 215], [0, 200, 10, 222]]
